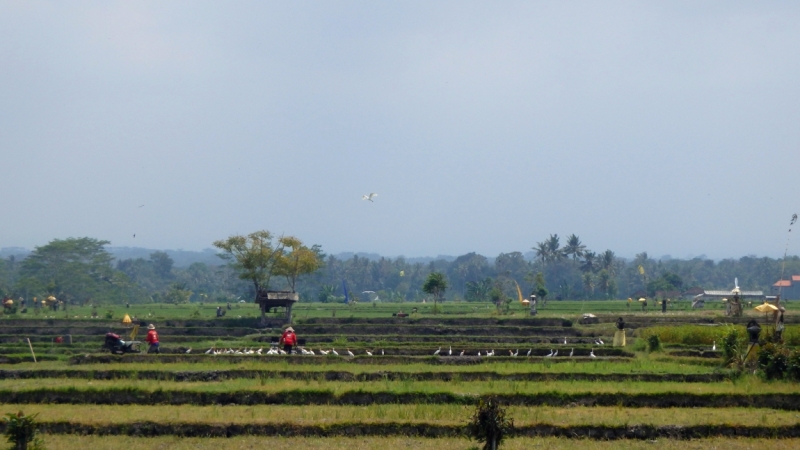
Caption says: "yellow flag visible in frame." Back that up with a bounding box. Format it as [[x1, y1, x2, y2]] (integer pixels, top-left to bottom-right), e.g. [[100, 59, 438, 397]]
[[514, 281, 524, 303], [638, 265, 645, 276]]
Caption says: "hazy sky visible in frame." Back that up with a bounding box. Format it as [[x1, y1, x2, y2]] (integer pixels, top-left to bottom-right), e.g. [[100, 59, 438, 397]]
[[2, 1, 799, 260]]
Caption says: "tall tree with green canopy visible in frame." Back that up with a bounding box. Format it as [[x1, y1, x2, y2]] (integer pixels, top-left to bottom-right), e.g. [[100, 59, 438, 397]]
[[466, 277, 493, 302], [17, 237, 117, 304], [213, 230, 286, 298], [422, 271, 448, 309], [273, 236, 324, 292], [150, 251, 175, 279]]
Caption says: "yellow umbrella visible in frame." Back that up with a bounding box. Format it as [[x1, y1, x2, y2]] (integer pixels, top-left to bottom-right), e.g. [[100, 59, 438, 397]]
[[638, 298, 646, 302], [754, 302, 778, 313], [754, 302, 779, 326]]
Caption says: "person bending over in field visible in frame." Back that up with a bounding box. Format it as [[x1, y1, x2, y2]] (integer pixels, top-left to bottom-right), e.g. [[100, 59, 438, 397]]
[[146, 324, 160, 354], [280, 327, 297, 354]]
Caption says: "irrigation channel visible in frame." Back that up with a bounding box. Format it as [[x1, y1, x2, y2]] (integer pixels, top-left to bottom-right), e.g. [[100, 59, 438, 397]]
[[0, 301, 798, 449]]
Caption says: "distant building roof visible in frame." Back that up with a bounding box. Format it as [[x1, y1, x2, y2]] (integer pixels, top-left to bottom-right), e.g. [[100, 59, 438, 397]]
[[700, 290, 764, 298], [683, 287, 705, 296], [655, 290, 682, 298], [793, 275, 800, 282], [774, 280, 792, 287]]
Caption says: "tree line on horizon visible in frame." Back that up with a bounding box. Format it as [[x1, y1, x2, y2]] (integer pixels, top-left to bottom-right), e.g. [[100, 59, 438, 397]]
[[1, 233, 799, 307]]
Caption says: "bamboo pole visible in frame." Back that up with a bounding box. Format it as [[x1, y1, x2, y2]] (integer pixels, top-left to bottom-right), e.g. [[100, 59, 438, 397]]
[[27, 338, 36, 363]]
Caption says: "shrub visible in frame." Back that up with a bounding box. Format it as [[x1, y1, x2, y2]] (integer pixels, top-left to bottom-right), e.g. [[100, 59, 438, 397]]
[[3, 411, 43, 450], [721, 328, 751, 370], [467, 396, 513, 450], [788, 352, 800, 381], [647, 335, 661, 352], [757, 343, 789, 380], [757, 343, 800, 381]]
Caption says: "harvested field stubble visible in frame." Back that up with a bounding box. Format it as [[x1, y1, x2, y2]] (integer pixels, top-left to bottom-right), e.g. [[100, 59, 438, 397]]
[[0, 369, 729, 383], [4, 388, 800, 410], [2, 404, 799, 428], [0, 377, 794, 396], [36, 435, 800, 450], [9, 356, 720, 374]]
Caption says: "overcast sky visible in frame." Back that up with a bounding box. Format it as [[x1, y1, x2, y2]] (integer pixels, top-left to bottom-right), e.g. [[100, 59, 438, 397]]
[[1, 1, 798, 260]]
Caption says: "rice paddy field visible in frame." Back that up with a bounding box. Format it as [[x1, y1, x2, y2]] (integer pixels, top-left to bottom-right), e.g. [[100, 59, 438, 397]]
[[1, 300, 798, 449]]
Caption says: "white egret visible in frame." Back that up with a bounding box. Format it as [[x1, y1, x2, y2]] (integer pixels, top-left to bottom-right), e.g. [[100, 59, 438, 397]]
[[362, 193, 378, 202]]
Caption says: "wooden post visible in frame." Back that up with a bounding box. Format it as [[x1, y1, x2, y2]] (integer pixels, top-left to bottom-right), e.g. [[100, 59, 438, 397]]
[[27, 338, 36, 363], [286, 303, 293, 324]]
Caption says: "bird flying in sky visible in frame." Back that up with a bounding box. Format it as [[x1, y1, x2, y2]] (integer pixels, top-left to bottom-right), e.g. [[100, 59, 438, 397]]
[[362, 193, 377, 202]]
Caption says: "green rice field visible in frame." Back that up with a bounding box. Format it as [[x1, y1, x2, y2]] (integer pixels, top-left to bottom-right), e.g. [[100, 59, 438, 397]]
[[1, 300, 798, 449]]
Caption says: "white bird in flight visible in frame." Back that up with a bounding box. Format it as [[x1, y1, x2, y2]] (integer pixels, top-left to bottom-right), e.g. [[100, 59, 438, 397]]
[[362, 193, 378, 202]]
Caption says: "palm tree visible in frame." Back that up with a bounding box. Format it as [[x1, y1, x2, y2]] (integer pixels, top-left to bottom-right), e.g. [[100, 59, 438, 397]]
[[596, 269, 611, 298], [599, 250, 617, 276], [582, 272, 595, 297], [563, 234, 586, 261], [466, 277, 493, 302], [580, 251, 597, 273], [533, 241, 550, 266], [545, 234, 562, 262]]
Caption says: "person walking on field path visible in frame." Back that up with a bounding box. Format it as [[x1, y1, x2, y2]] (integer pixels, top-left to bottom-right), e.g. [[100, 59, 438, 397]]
[[280, 326, 297, 355], [146, 324, 160, 354]]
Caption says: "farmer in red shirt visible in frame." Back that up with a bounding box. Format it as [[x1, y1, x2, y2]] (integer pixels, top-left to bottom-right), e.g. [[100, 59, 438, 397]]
[[145, 324, 160, 354], [279, 326, 297, 354]]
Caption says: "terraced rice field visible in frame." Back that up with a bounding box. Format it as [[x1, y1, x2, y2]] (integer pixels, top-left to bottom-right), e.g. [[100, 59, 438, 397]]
[[1, 301, 798, 449]]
